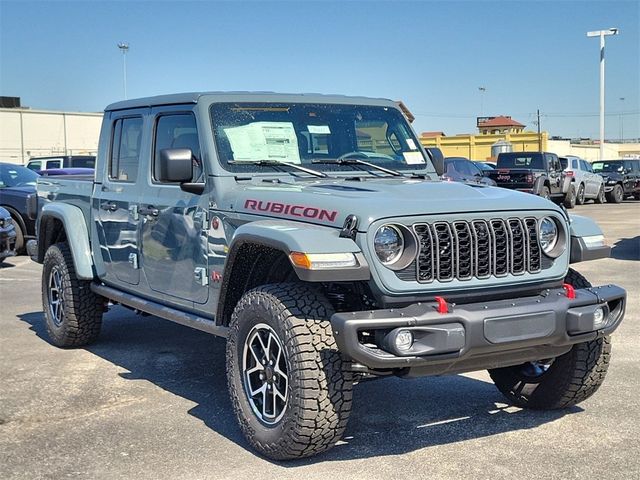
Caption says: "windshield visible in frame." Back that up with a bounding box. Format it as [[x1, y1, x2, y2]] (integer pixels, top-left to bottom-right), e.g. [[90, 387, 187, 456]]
[[592, 161, 624, 173], [0, 163, 39, 188], [210, 103, 431, 174], [497, 153, 544, 170]]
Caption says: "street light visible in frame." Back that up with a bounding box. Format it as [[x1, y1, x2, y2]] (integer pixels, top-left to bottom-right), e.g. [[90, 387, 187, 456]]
[[117, 42, 129, 100], [478, 87, 486, 116], [586, 28, 619, 160]]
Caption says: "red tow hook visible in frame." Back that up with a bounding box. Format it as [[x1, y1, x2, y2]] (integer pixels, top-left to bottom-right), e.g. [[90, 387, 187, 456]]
[[434, 296, 449, 314], [563, 283, 576, 299]]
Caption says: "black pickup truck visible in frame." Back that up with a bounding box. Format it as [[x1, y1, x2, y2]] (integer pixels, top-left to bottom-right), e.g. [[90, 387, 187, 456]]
[[488, 151, 572, 206]]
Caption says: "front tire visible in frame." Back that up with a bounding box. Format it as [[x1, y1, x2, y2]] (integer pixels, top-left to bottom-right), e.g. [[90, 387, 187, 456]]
[[226, 283, 353, 460], [488, 268, 611, 409], [606, 184, 623, 203], [42, 243, 103, 347]]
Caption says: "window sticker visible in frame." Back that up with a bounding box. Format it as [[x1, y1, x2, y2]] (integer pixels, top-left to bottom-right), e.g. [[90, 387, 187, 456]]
[[308, 125, 331, 134], [403, 151, 425, 165], [406, 138, 417, 150], [224, 122, 300, 163]]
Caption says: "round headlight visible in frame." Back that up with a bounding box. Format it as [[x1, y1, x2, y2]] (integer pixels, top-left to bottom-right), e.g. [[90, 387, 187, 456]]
[[539, 217, 558, 254], [374, 225, 404, 265]]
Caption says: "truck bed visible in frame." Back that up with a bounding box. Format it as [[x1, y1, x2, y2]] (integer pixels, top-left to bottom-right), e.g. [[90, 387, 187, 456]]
[[36, 176, 95, 227]]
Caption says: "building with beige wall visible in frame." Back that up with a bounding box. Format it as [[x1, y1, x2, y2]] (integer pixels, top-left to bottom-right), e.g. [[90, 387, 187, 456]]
[[0, 108, 103, 164]]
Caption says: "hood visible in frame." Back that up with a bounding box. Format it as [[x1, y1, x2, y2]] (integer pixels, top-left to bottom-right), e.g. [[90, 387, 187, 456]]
[[227, 177, 562, 230]]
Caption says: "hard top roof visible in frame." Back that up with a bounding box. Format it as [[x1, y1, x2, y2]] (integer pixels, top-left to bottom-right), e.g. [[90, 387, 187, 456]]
[[105, 91, 397, 112]]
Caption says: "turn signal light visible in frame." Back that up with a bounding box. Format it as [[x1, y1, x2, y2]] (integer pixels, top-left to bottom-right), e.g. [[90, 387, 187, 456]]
[[289, 252, 358, 270]]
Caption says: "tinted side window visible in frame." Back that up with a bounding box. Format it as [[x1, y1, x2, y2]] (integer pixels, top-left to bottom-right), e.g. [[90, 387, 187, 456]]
[[27, 161, 41, 171], [153, 113, 201, 182], [110, 117, 143, 182], [47, 160, 62, 169]]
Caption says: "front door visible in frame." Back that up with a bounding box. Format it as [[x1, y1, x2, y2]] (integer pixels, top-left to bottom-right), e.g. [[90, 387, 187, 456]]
[[139, 108, 209, 306], [95, 111, 148, 286]]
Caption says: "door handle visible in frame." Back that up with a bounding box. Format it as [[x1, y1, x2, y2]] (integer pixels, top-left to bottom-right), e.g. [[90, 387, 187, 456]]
[[100, 201, 117, 212], [138, 205, 159, 217]]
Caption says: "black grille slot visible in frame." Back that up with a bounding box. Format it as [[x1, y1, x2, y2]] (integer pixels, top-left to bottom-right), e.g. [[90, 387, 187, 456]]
[[414, 224, 434, 282], [525, 218, 541, 272], [472, 220, 491, 278], [490, 219, 509, 277], [433, 222, 455, 281], [453, 221, 473, 279], [508, 219, 526, 274], [407, 216, 545, 283]]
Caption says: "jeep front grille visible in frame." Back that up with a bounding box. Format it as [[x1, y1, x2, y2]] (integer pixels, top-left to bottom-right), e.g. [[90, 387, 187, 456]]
[[406, 217, 541, 283]]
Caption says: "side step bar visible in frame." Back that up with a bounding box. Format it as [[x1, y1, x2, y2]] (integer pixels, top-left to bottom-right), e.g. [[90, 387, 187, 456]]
[[91, 283, 228, 338]]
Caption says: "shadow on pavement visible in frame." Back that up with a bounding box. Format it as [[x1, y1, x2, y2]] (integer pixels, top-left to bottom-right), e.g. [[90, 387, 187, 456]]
[[611, 236, 639, 261], [19, 307, 580, 464]]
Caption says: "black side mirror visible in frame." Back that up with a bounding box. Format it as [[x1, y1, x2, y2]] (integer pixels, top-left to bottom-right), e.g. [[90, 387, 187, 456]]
[[426, 147, 445, 176], [158, 148, 193, 183]]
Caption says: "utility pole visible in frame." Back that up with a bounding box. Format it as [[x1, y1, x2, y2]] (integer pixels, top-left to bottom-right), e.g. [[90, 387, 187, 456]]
[[117, 42, 130, 100], [586, 28, 619, 160], [619, 97, 625, 142], [537, 109, 542, 151]]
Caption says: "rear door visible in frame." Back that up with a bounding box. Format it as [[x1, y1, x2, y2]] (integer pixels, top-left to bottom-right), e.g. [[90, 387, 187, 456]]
[[139, 106, 209, 307], [546, 154, 563, 195], [95, 109, 148, 286]]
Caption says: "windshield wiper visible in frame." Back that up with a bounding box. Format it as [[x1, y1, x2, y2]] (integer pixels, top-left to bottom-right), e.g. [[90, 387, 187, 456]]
[[311, 158, 403, 177], [228, 160, 327, 178]]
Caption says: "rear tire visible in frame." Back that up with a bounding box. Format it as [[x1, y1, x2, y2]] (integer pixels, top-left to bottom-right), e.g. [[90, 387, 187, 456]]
[[226, 283, 353, 460], [606, 184, 623, 203], [576, 183, 586, 205], [42, 243, 103, 347], [595, 185, 606, 204], [563, 184, 576, 209], [488, 269, 611, 409]]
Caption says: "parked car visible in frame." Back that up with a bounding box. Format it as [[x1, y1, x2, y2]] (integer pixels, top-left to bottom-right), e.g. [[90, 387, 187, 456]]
[[487, 151, 573, 206], [591, 159, 640, 203], [559, 156, 605, 204], [443, 157, 497, 186], [39, 168, 95, 177], [32, 92, 625, 460], [26, 155, 96, 172], [0, 206, 17, 264], [473, 161, 496, 174], [0, 162, 38, 253]]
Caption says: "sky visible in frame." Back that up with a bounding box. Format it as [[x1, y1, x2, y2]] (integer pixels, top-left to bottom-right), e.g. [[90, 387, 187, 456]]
[[1, 0, 638, 140]]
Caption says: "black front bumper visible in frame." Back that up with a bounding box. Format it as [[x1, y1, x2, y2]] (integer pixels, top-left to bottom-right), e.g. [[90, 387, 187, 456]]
[[331, 285, 626, 376]]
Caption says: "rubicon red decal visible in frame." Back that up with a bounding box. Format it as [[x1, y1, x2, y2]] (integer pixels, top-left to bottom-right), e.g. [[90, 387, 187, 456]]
[[244, 199, 338, 222]]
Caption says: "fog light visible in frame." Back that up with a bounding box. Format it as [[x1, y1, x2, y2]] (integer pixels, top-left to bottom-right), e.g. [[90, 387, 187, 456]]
[[395, 330, 414, 351], [593, 307, 606, 329]]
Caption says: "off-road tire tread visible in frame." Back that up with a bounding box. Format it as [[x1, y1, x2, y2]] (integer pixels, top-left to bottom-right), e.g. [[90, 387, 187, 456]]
[[226, 283, 353, 460], [488, 268, 611, 409], [42, 243, 103, 347]]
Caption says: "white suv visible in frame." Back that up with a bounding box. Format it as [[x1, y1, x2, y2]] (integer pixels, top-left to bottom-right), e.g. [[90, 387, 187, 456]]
[[560, 156, 605, 204]]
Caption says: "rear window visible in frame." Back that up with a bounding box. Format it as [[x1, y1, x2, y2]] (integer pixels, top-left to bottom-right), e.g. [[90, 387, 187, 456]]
[[559, 158, 567, 169], [69, 157, 96, 168], [497, 153, 543, 169]]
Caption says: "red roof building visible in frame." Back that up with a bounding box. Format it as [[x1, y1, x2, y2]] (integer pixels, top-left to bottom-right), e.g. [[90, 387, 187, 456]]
[[477, 116, 525, 135]]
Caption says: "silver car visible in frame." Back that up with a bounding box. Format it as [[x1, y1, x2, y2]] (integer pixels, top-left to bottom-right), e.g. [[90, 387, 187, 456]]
[[560, 156, 605, 204]]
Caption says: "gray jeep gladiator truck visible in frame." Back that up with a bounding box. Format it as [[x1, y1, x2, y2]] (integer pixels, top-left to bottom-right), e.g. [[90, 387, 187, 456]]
[[30, 92, 626, 460]]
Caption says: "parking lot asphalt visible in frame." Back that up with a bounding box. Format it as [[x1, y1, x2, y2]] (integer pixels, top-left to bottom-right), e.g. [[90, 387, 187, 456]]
[[1, 202, 639, 480]]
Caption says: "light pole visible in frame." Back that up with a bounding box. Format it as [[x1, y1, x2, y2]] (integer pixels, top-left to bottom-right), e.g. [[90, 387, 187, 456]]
[[619, 97, 625, 142], [117, 42, 129, 100], [478, 87, 486, 116], [586, 28, 619, 160]]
